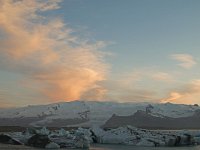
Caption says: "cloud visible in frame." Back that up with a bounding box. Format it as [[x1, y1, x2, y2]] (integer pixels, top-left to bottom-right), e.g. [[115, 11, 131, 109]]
[[90, 70, 174, 102], [119, 70, 174, 83], [116, 71, 143, 88], [151, 72, 174, 82], [161, 79, 200, 104], [87, 72, 159, 102], [81, 85, 108, 101], [105, 87, 158, 102], [0, 0, 108, 102], [171, 54, 196, 69]]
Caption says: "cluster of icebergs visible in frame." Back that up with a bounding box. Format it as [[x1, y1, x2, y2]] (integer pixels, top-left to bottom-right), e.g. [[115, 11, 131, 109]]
[[0, 127, 90, 149], [91, 125, 200, 147], [0, 126, 200, 149]]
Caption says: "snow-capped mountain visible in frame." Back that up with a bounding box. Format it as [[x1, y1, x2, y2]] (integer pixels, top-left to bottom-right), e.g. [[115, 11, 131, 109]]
[[0, 101, 199, 127]]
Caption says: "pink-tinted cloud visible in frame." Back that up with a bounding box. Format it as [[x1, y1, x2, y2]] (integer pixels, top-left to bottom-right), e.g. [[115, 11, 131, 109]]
[[161, 80, 200, 104], [0, 0, 108, 102]]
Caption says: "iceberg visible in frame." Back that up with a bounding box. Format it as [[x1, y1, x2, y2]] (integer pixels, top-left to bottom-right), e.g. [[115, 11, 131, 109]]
[[1, 126, 200, 149]]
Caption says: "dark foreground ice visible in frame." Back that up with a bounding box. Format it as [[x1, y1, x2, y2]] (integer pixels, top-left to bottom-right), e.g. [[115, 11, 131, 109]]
[[1, 126, 200, 149]]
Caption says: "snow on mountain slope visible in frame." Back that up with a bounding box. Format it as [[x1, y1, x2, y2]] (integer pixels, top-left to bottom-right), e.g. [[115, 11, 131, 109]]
[[150, 102, 199, 118], [0, 101, 199, 127]]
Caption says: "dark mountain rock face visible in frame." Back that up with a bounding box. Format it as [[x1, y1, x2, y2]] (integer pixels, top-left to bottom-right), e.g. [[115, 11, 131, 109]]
[[40, 118, 88, 127], [0, 117, 43, 126], [103, 110, 200, 129], [0, 117, 87, 127]]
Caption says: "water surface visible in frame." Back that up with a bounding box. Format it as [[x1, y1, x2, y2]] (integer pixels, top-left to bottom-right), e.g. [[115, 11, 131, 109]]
[[90, 144, 200, 150]]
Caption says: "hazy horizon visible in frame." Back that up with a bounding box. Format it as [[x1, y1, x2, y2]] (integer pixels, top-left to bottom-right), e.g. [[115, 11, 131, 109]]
[[0, 0, 200, 107]]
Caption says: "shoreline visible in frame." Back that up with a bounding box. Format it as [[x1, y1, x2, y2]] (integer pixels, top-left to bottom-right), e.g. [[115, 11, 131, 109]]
[[0, 143, 200, 150]]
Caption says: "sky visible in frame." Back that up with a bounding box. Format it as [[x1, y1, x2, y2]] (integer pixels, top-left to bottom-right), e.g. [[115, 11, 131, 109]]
[[0, 0, 200, 107]]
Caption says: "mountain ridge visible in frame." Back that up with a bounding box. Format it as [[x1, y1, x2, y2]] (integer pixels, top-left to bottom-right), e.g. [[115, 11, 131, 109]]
[[103, 109, 200, 129], [0, 101, 199, 128]]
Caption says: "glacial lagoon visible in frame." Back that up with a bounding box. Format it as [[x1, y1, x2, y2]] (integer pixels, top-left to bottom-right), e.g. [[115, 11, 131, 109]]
[[91, 144, 200, 150], [0, 143, 200, 149]]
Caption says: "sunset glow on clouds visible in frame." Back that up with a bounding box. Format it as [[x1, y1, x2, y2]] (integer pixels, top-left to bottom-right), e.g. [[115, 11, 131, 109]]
[[0, 0, 108, 102], [161, 80, 200, 104], [0, 0, 200, 106], [171, 54, 196, 69]]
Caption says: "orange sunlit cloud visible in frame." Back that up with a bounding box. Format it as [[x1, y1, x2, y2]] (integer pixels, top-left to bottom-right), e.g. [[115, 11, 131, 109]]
[[161, 80, 200, 104], [0, 0, 108, 102]]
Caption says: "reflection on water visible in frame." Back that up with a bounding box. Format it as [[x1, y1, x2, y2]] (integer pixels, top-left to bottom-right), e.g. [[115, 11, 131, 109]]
[[90, 144, 200, 150]]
